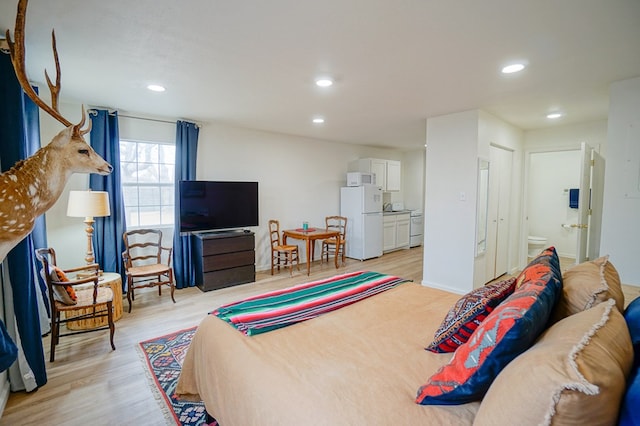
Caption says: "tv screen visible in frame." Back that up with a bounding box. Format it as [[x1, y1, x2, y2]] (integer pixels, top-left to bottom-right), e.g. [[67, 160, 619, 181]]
[[179, 181, 259, 233]]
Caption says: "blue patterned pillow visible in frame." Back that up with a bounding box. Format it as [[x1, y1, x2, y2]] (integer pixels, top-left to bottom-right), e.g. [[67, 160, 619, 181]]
[[417, 247, 562, 405], [426, 277, 516, 353]]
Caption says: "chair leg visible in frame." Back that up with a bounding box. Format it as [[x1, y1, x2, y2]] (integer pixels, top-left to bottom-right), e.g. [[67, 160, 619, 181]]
[[127, 276, 134, 313], [107, 301, 116, 351], [50, 314, 59, 362], [169, 270, 176, 303]]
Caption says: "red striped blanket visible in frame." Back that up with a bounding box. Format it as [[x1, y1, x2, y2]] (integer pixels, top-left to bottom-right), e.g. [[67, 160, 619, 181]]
[[213, 271, 410, 335]]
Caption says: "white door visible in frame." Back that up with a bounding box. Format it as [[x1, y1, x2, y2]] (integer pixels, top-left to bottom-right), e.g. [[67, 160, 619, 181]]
[[576, 143, 606, 263], [588, 150, 605, 261], [486, 146, 512, 281]]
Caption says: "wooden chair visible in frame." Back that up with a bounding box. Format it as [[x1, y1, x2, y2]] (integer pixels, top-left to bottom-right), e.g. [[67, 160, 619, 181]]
[[35, 248, 115, 362], [269, 219, 300, 276], [122, 229, 175, 313], [321, 215, 347, 265]]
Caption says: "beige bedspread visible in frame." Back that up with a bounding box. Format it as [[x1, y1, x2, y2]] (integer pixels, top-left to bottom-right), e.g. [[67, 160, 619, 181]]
[[176, 282, 480, 425]]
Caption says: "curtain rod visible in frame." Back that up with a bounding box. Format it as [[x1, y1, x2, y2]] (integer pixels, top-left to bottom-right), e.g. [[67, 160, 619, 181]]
[[116, 113, 200, 128], [117, 114, 176, 125]]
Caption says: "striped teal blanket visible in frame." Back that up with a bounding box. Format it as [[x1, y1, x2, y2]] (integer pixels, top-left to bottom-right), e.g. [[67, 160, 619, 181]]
[[213, 271, 409, 336]]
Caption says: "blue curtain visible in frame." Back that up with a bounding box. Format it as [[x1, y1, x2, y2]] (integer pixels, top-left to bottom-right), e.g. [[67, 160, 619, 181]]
[[0, 53, 47, 386], [173, 121, 199, 288], [89, 110, 127, 291]]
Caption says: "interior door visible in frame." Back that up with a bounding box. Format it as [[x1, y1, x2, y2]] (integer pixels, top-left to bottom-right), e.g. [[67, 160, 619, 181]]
[[576, 143, 592, 263], [486, 145, 512, 281], [587, 148, 605, 261]]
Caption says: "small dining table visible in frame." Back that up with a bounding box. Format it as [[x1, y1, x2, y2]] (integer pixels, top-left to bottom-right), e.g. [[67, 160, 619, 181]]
[[282, 227, 340, 275]]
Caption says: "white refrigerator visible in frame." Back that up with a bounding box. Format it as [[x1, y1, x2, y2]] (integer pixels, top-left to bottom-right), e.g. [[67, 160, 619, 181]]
[[340, 185, 383, 260]]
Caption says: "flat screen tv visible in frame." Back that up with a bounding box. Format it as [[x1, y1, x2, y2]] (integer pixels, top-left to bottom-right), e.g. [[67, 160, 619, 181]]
[[179, 181, 259, 233]]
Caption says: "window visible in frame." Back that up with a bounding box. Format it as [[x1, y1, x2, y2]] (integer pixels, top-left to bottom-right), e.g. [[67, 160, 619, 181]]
[[119, 140, 175, 227]]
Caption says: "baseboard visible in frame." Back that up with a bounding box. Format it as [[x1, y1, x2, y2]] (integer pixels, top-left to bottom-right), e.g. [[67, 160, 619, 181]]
[[420, 280, 466, 295]]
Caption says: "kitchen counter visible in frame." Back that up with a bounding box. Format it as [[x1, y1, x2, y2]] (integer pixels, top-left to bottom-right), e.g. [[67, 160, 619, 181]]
[[383, 210, 411, 215]]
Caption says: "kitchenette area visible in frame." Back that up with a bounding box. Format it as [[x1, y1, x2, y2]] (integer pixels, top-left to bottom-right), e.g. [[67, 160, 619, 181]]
[[341, 156, 424, 261], [382, 203, 423, 252]]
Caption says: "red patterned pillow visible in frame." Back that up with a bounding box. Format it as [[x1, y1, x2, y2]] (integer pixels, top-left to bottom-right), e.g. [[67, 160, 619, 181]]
[[426, 277, 516, 353], [416, 247, 562, 405], [50, 266, 78, 305]]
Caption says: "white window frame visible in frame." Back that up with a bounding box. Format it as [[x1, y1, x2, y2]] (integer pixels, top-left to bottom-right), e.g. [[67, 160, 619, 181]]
[[119, 139, 176, 229]]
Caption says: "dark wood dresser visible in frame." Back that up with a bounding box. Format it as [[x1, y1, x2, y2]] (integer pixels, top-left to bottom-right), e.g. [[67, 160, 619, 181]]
[[192, 231, 255, 292]]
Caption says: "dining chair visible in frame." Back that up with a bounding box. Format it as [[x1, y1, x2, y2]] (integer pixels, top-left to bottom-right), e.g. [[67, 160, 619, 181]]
[[35, 247, 115, 361], [321, 215, 347, 265], [122, 228, 175, 313], [269, 219, 300, 276]]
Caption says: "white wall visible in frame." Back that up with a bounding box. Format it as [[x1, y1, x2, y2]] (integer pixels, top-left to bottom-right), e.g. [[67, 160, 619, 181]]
[[601, 76, 640, 286], [196, 122, 402, 270], [424, 110, 524, 293], [524, 120, 607, 153], [423, 110, 479, 293]]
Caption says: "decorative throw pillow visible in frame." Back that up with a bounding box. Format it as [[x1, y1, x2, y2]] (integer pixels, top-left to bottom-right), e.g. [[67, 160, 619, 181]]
[[49, 266, 77, 305], [425, 277, 517, 353], [416, 246, 562, 405], [619, 296, 640, 426], [551, 255, 624, 323], [474, 299, 633, 426]]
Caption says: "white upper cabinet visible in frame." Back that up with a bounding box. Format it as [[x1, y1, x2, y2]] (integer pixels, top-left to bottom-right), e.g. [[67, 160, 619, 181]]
[[348, 158, 401, 192]]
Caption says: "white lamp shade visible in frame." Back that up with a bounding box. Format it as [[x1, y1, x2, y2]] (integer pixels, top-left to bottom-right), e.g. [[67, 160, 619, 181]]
[[66, 190, 111, 218]]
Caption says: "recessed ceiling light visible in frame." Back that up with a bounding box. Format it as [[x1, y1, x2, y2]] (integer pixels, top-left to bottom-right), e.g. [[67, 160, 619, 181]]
[[501, 63, 526, 74], [147, 84, 166, 92], [312, 117, 325, 124], [546, 112, 563, 119], [315, 78, 333, 87]]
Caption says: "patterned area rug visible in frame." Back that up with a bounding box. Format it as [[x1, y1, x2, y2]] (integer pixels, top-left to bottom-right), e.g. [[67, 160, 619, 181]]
[[138, 327, 217, 426]]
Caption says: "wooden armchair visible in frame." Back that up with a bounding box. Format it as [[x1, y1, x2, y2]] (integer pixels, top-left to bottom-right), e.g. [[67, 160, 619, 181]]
[[321, 215, 347, 265], [269, 219, 300, 276], [122, 229, 176, 313], [35, 248, 115, 362]]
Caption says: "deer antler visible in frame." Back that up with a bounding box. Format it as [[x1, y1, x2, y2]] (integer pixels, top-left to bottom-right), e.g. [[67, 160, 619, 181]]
[[5, 0, 72, 127]]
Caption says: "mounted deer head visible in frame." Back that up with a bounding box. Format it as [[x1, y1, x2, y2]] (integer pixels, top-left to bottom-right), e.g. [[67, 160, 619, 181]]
[[0, 0, 112, 263]]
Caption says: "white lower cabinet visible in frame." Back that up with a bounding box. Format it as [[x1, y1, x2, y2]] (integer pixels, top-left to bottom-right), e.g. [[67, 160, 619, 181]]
[[383, 213, 411, 252]]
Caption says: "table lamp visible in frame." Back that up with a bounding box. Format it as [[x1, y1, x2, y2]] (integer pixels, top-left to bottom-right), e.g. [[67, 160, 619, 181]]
[[66, 190, 111, 264]]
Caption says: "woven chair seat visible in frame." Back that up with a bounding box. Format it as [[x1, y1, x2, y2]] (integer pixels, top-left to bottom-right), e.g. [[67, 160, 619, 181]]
[[55, 286, 114, 311], [128, 263, 171, 277]]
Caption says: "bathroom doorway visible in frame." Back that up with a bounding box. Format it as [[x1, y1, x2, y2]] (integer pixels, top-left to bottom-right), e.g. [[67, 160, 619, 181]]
[[524, 143, 605, 266]]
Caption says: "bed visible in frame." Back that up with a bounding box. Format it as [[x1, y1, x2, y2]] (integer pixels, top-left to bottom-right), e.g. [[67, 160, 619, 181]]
[[176, 251, 638, 426]]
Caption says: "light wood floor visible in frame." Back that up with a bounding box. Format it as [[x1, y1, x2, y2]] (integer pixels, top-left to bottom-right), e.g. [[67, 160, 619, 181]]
[[1, 247, 637, 425]]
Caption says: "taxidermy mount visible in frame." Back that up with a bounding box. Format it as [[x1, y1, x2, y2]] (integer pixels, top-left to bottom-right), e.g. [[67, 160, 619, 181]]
[[0, 0, 112, 263]]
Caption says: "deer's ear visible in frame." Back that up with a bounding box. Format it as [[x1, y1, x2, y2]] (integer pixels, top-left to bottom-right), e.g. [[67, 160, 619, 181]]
[[48, 126, 74, 147]]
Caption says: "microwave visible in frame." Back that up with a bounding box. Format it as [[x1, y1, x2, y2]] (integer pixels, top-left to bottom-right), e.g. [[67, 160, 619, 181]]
[[347, 172, 376, 187]]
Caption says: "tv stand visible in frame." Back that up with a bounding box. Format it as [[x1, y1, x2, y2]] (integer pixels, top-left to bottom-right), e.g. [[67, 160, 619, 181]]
[[192, 231, 255, 292]]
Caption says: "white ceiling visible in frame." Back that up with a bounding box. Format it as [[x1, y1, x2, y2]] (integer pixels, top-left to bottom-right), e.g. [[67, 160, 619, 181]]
[[1, 0, 639, 150]]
